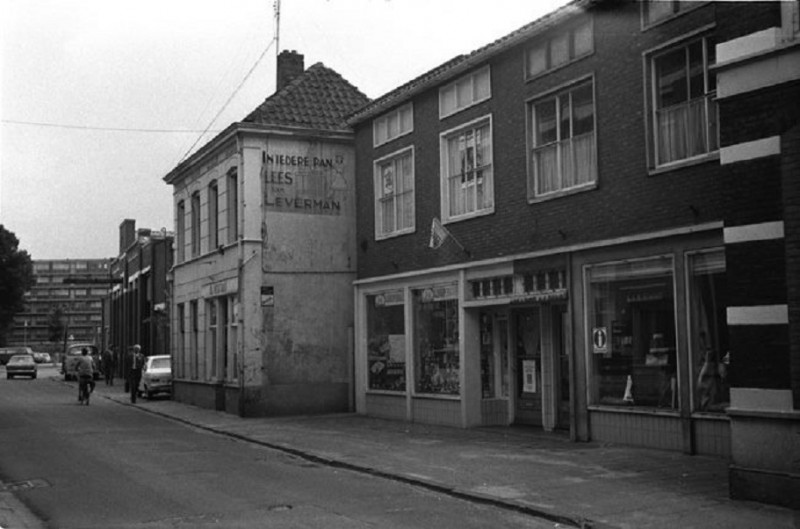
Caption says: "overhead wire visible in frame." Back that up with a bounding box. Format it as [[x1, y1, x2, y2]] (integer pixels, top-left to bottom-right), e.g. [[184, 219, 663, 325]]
[[175, 35, 276, 166], [0, 120, 221, 133]]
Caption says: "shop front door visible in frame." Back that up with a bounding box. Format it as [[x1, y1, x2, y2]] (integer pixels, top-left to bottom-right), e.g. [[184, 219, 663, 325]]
[[513, 309, 542, 426]]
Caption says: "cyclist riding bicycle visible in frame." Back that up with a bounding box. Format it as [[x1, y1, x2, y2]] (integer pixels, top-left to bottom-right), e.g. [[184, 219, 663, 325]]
[[75, 347, 95, 405]]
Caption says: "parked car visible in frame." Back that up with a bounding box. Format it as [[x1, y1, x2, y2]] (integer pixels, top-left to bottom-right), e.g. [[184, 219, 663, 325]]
[[32, 352, 52, 364], [61, 343, 100, 381], [0, 347, 34, 366], [6, 354, 37, 379], [138, 355, 172, 399]]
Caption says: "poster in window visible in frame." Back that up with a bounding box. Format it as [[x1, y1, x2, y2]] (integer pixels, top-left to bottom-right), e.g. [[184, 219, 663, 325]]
[[522, 359, 537, 393]]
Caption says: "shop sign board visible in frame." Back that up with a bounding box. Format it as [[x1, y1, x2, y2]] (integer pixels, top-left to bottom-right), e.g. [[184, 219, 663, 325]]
[[522, 360, 537, 393], [261, 286, 274, 307], [592, 326, 608, 354], [202, 277, 239, 298]]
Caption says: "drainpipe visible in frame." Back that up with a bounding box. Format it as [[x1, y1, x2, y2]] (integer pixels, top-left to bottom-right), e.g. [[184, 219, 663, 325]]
[[237, 135, 246, 417]]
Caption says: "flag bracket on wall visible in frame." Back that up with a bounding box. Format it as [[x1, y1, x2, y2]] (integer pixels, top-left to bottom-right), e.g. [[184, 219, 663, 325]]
[[429, 217, 470, 257]]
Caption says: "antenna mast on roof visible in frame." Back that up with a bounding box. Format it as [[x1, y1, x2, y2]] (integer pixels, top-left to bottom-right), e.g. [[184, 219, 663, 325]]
[[274, 0, 281, 55]]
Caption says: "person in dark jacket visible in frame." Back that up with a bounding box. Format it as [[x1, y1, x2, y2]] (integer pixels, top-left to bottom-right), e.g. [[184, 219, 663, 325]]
[[129, 345, 145, 403]]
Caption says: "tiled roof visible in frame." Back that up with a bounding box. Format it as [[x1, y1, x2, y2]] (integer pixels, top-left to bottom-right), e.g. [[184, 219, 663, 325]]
[[243, 62, 370, 131], [347, 0, 587, 124]]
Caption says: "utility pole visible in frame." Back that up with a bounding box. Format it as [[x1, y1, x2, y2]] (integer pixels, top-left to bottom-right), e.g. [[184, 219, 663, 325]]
[[274, 0, 281, 55]]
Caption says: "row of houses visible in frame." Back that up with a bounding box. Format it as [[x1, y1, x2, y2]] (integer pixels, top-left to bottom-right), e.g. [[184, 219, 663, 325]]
[[10, 0, 797, 509]]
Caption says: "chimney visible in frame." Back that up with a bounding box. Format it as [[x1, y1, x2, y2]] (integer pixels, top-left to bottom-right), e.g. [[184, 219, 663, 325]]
[[277, 50, 304, 90], [119, 219, 136, 253]]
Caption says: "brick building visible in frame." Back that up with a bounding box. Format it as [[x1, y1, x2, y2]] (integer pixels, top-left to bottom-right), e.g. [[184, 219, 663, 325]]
[[348, 0, 799, 507], [108, 219, 173, 378]]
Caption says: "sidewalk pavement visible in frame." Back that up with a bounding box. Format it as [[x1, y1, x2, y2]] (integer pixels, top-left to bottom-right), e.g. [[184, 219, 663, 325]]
[[4, 379, 799, 529]]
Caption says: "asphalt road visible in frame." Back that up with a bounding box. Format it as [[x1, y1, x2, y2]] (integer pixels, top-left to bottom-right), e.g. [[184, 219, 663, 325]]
[[0, 366, 552, 529]]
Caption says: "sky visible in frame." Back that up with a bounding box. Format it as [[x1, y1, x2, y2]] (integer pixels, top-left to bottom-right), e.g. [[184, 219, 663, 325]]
[[0, 0, 570, 260]]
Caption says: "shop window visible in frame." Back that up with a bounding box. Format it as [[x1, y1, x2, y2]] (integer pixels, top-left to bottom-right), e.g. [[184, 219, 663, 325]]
[[648, 36, 718, 168], [529, 79, 596, 199], [587, 256, 678, 409], [366, 292, 406, 392], [688, 250, 729, 413], [440, 116, 494, 222], [413, 286, 459, 395], [374, 147, 415, 239]]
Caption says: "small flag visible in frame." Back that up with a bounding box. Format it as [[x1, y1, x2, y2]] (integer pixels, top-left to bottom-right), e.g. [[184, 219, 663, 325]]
[[429, 217, 449, 249]]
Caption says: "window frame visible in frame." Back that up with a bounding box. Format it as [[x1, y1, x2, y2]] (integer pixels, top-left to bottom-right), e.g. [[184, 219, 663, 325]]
[[641, 1, 710, 30], [527, 75, 598, 202], [373, 145, 416, 240], [439, 66, 492, 120], [373, 103, 414, 147], [208, 180, 219, 250], [525, 16, 594, 80], [176, 199, 186, 263], [645, 29, 719, 172], [439, 113, 495, 223], [226, 167, 238, 244], [190, 191, 201, 258]]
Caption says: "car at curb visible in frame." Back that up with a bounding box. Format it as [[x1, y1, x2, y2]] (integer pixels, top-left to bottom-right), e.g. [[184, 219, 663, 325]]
[[6, 354, 37, 379], [139, 355, 172, 399]]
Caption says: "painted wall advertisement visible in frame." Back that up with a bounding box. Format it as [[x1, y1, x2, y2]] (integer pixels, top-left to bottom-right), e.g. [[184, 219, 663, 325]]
[[262, 144, 349, 216]]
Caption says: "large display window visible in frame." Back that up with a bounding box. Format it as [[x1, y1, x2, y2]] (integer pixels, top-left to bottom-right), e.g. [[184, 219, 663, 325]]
[[413, 286, 460, 395], [366, 291, 406, 392], [587, 256, 678, 409], [687, 250, 729, 412]]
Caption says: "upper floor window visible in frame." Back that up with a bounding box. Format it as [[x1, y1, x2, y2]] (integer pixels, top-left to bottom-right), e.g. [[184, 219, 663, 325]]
[[373, 103, 413, 147], [227, 168, 238, 244], [529, 79, 597, 199], [440, 115, 494, 222], [526, 17, 593, 79], [439, 66, 491, 119], [191, 191, 201, 258], [208, 181, 219, 250], [649, 35, 718, 168], [642, 1, 707, 28], [374, 146, 415, 239], [176, 200, 186, 263]]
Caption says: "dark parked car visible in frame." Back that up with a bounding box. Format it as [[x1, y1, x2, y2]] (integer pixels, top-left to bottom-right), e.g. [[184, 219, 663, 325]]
[[0, 347, 34, 366], [6, 354, 37, 379]]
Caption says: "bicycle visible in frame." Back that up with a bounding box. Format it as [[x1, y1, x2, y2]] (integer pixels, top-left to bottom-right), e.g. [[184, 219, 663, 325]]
[[78, 375, 93, 405]]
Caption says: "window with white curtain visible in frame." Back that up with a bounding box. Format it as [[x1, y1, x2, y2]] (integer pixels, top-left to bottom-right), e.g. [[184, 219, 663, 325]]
[[530, 79, 596, 199], [440, 115, 494, 221], [374, 146, 415, 239], [650, 36, 718, 167]]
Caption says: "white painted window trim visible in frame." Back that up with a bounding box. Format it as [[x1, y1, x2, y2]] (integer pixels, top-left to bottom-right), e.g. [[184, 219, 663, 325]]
[[439, 113, 495, 224], [373, 145, 416, 240], [373, 103, 414, 148], [439, 66, 492, 120]]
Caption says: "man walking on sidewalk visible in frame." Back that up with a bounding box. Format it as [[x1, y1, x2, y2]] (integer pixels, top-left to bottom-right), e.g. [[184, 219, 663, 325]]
[[129, 345, 145, 403]]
